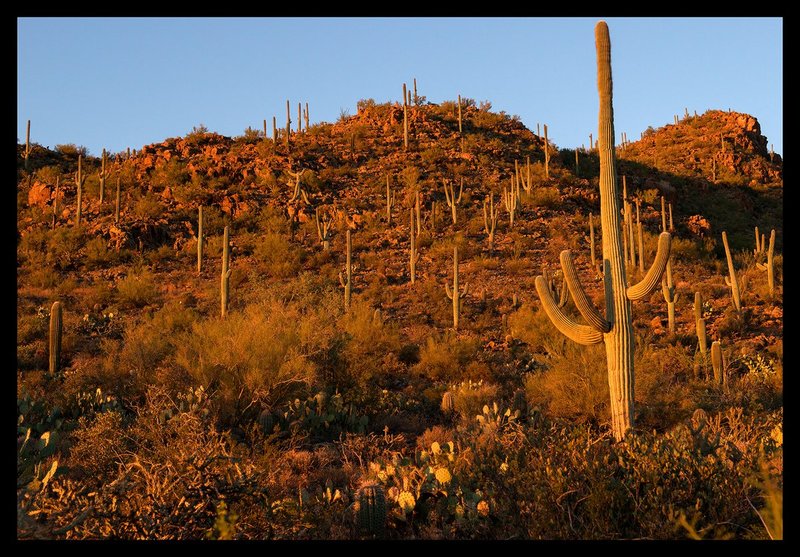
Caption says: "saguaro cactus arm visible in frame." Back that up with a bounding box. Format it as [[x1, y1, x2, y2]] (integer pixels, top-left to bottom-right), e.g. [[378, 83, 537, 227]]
[[535, 276, 604, 345], [559, 250, 611, 333], [626, 232, 671, 301]]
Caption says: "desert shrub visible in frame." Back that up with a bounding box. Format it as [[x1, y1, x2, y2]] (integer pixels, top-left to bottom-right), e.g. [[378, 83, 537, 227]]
[[117, 301, 197, 384], [174, 294, 338, 423], [413, 333, 481, 382], [338, 300, 402, 386], [116, 267, 160, 308], [450, 380, 500, 422], [524, 343, 608, 423], [84, 236, 117, 269], [25, 386, 265, 540], [527, 186, 560, 208], [253, 232, 302, 278], [131, 192, 164, 220]]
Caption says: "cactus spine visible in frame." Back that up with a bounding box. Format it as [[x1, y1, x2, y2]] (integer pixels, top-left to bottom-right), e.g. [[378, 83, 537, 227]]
[[534, 21, 671, 441], [403, 83, 409, 151], [315, 206, 332, 251], [358, 484, 386, 537], [756, 229, 776, 297], [339, 229, 352, 312], [711, 340, 724, 385], [49, 301, 62, 375], [443, 179, 463, 225], [220, 226, 231, 318], [483, 193, 499, 254], [409, 208, 419, 283], [75, 154, 86, 226], [444, 246, 468, 330], [721, 231, 741, 311], [385, 175, 395, 225]]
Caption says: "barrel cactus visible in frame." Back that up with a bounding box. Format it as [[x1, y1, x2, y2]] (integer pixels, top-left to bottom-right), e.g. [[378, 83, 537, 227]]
[[357, 483, 386, 536]]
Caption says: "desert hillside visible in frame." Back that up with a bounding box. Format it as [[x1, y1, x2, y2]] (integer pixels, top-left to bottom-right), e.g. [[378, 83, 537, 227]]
[[17, 96, 782, 540]]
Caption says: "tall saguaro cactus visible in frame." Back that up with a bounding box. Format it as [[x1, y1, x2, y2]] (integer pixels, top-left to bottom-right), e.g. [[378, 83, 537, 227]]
[[533, 21, 671, 441], [114, 175, 121, 223], [385, 175, 395, 225], [756, 229, 776, 297], [339, 229, 352, 311], [99, 148, 108, 204], [402, 83, 409, 151], [661, 257, 678, 334], [483, 193, 499, 254], [221, 226, 231, 318], [444, 246, 468, 330], [409, 208, 420, 283], [502, 178, 518, 228], [285, 100, 291, 147], [315, 206, 333, 251], [721, 231, 741, 311], [543, 124, 550, 179], [49, 301, 62, 375], [75, 154, 86, 226], [457, 94, 463, 134], [443, 179, 463, 225]]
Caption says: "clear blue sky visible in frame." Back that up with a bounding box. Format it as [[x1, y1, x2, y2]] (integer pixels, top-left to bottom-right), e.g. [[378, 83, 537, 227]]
[[18, 17, 783, 158]]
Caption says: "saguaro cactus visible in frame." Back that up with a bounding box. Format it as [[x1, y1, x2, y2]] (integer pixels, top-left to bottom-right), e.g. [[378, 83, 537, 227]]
[[114, 175, 121, 223], [358, 484, 386, 537], [711, 340, 725, 385], [402, 83, 409, 151], [661, 257, 678, 334], [99, 148, 108, 204], [288, 170, 309, 204], [543, 124, 550, 179], [533, 21, 672, 441], [443, 179, 463, 225], [220, 226, 232, 318], [502, 178, 518, 228], [272, 116, 278, 142], [721, 231, 741, 311], [304, 102, 309, 130], [298, 102, 302, 133], [483, 193, 499, 254], [587, 212, 599, 273], [445, 246, 469, 330], [457, 94, 463, 134], [441, 391, 455, 413], [409, 208, 420, 283], [415, 192, 422, 235], [197, 206, 204, 274], [75, 154, 86, 226], [695, 291, 708, 362], [339, 229, 352, 311], [285, 100, 291, 146], [756, 229, 776, 297], [315, 206, 333, 251], [385, 175, 396, 225], [49, 301, 62, 375], [636, 200, 644, 273]]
